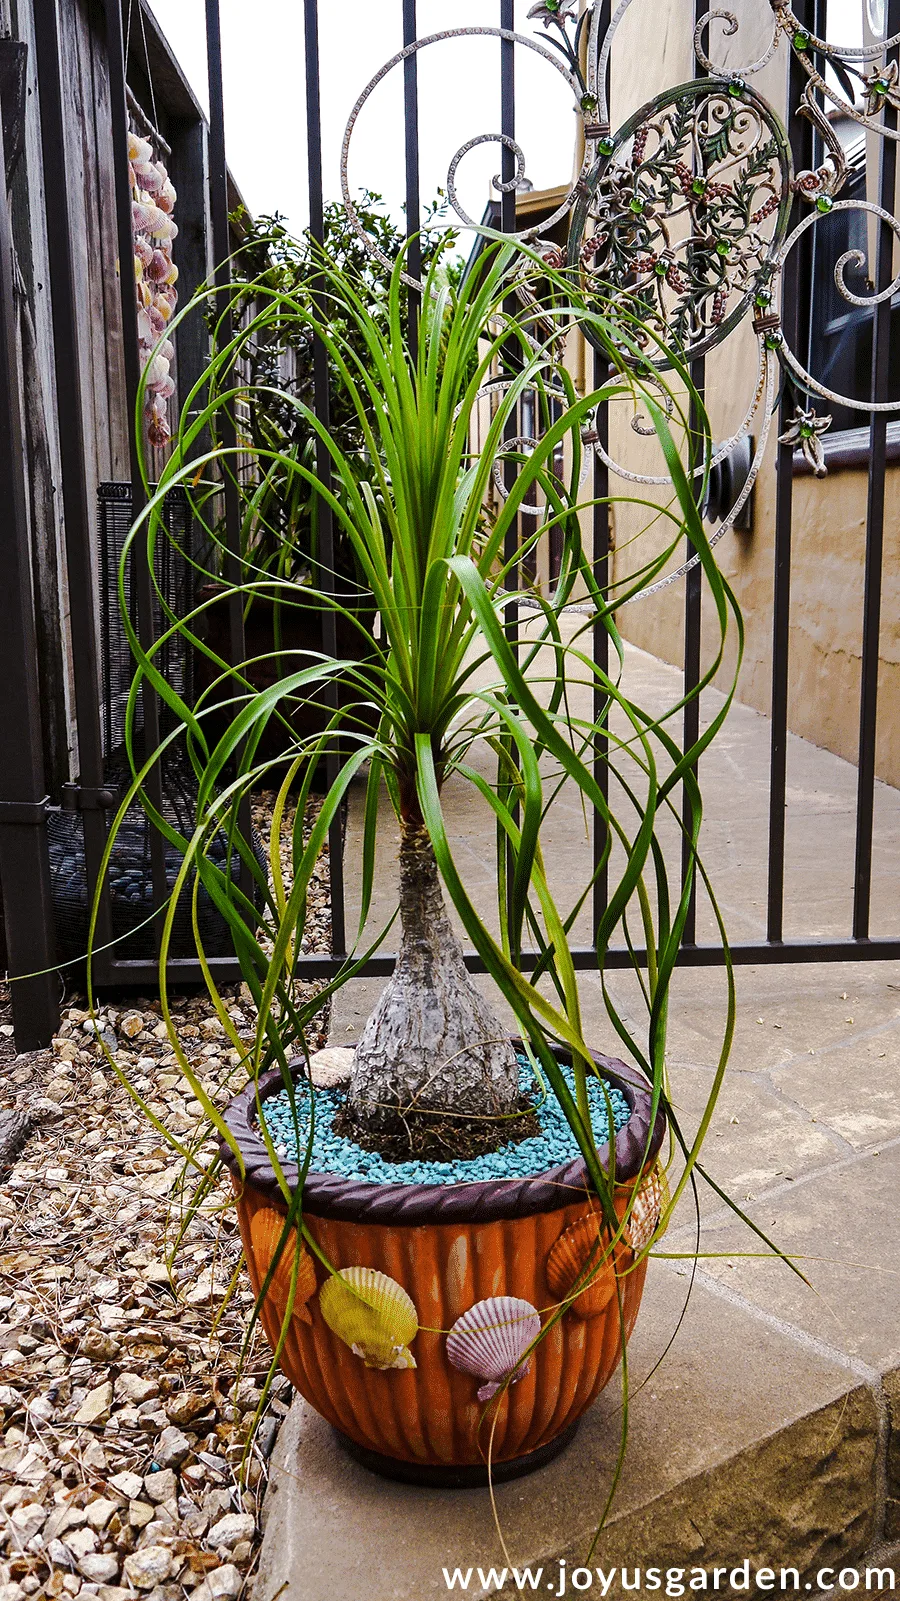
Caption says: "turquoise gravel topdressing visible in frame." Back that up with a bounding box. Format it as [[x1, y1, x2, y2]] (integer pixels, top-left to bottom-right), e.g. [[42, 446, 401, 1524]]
[[256, 1056, 632, 1187]]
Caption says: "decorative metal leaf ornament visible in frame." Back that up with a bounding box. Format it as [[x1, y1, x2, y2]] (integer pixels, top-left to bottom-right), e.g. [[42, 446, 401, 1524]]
[[568, 80, 794, 368]]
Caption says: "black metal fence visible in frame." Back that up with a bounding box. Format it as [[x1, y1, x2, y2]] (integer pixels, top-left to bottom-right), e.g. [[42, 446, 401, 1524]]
[[1, 0, 899, 1052]]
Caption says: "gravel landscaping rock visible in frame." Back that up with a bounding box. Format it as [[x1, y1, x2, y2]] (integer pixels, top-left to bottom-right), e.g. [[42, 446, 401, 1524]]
[[0, 792, 331, 1600]]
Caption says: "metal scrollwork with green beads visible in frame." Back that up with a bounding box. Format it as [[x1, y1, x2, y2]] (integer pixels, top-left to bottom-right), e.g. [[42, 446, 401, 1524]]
[[567, 79, 794, 368]]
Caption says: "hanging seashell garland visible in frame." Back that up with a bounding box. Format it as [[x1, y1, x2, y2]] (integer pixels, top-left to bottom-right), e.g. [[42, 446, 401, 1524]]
[[128, 129, 178, 447], [446, 1296, 541, 1403], [318, 1266, 419, 1370]]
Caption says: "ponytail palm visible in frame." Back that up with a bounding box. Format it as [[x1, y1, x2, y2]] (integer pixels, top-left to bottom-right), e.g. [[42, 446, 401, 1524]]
[[118, 235, 740, 1234]]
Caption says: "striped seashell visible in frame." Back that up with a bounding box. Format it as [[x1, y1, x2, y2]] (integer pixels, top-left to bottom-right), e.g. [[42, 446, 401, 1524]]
[[624, 1164, 669, 1253], [319, 1267, 418, 1371], [446, 1296, 540, 1402], [128, 133, 153, 165], [546, 1211, 615, 1320], [249, 1208, 316, 1324]]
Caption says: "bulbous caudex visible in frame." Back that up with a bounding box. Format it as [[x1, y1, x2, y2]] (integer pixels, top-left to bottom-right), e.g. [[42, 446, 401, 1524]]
[[347, 819, 520, 1139]]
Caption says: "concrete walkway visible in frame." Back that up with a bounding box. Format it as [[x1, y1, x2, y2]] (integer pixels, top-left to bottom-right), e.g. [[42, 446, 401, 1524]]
[[258, 641, 900, 1600]]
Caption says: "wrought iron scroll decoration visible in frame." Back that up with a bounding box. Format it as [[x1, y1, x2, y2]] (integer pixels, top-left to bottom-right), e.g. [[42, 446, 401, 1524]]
[[339, 0, 900, 593]]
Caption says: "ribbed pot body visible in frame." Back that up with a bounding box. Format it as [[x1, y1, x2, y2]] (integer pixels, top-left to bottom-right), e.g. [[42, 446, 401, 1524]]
[[234, 1174, 648, 1468]]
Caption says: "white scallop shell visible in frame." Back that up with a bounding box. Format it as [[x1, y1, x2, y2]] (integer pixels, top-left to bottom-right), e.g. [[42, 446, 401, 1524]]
[[446, 1296, 540, 1402], [624, 1164, 669, 1253]]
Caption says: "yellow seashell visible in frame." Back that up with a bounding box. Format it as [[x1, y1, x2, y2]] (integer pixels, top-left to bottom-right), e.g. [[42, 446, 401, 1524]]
[[249, 1208, 316, 1324], [624, 1164, 669, 1253], [319, 1267, 418, 1370], [546, 1211, 616, 1319]]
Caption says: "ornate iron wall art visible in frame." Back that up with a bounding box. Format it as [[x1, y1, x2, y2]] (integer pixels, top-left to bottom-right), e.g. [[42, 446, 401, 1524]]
[[339, 0, 900, 578], [339, 27, 583, 289], [566, 79, 793, 367]]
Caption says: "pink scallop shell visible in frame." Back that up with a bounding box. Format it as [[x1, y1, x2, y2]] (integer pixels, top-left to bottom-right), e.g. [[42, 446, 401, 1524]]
[[446, 1296, 540, 1403]]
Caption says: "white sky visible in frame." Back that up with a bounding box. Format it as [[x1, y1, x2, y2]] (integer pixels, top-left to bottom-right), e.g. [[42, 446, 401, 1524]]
[[145, 0, 873, 241], [145, 1, 578, 240]]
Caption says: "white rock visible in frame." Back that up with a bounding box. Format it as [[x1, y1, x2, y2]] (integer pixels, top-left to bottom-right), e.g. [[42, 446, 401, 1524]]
[[185, 1271, 228, 1307], [120, 1013, 145, 1038], [74, 1382, 112, 1425], [108, 1471, 144, 1500], [77, 1555, 120, 1584], [308, 1046, 355, 1088], [0, 1383, 22, 1408], [65, 1525, 99, 1559], [1, 1350, 26, 1369], [143, 1468, 178, 1504], [10, 1502, 46, 1540], [114, 1374, 158, 1405], [207, 1512, 255, 1550], [85, 1498, 118, 1532], [123, 1547, 173, 1588], [128, 1501, 154, 1529], [194, 1564, 242, 1601]]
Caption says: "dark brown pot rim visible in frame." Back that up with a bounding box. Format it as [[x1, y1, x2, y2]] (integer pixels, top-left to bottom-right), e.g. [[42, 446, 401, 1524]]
[[220, 1040, 666, 1225]]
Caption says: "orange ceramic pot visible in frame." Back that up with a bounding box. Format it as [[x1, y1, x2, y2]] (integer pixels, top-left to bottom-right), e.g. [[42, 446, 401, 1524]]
[[222, 1045, 666, 1485]]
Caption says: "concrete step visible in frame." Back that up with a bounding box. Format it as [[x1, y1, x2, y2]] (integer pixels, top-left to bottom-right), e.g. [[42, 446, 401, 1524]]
[[255, 1260, 899, 1600]]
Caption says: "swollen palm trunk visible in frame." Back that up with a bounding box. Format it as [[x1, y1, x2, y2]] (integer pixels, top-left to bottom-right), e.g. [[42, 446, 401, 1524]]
[[347, 821, 520, 1141]]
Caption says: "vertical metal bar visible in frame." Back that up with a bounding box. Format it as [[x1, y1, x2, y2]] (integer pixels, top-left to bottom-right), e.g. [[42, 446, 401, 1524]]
[[0, 114, 60, 1048], [402, 0, 421, 362], [853, 0, 900, 938], [767, 0, 814, 943], [500, 1, 516, 238], [500, 0, 519, 616], [205, 0, 244, 665], [499, 0, 520, 940], [304, 0, 346, 956], [205, 0, 255, 916], [592, 0, 612, 943], [33, 0, 114, 977], [680, 0, 707, 945], [104, 0, 169, 950], [680, 358, 704, 944], [592, 347, 611, 938]]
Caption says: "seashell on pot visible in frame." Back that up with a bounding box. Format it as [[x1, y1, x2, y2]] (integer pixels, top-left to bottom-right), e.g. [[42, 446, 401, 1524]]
[[446, 1296, 541, 1402], [546, 1212, 615, 1320], [250, 1207, 316, 1323], [624, 1164, 669, 1253], [319, 1267, 418, 1370]]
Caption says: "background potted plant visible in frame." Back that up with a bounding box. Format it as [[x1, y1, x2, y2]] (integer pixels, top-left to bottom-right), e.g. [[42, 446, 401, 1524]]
[[193, 193, 459, 772], [105, 234, 744, 1487]]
